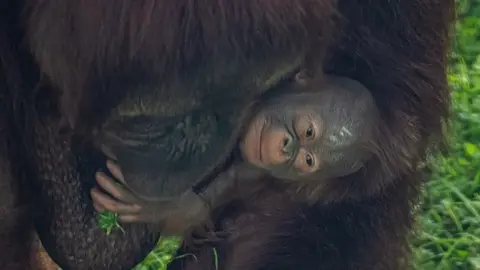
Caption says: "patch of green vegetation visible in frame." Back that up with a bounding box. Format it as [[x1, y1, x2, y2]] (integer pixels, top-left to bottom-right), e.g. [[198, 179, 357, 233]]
[[98, 211, 125, 236], [131, 237, 183, 270], [98, 210, 184, 269], [411, 5, 480, 268]]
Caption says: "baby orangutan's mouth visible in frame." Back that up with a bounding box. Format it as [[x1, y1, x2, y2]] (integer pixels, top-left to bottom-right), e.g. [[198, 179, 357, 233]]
[[240, 117, 270, 169]]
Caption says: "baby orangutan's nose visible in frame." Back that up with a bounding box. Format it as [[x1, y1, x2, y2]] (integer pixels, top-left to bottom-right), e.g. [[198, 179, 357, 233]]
[[281, 133, 296, 161], [263, 130, 296, 166]]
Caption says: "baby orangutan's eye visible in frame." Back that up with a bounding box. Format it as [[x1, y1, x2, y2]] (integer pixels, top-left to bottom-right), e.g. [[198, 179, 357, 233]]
[[306, 126, 314, 138], [306, 153, 314, 167]]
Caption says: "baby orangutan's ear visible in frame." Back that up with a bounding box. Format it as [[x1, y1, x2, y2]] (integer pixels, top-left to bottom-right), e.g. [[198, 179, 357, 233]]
[[294, 69, 312, 87]]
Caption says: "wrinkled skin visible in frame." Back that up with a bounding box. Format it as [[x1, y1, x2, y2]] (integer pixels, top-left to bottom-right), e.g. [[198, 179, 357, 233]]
[[240, 74, 377, 181]]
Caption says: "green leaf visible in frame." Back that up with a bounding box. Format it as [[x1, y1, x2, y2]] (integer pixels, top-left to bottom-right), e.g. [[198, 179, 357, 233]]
[[465, 142, 480, 157]]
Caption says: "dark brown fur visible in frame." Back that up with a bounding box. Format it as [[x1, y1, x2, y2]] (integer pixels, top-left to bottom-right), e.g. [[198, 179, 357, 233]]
[[167, 1, 455, 269], [0, 0, 454, 270], [0, 3, 41, 268]]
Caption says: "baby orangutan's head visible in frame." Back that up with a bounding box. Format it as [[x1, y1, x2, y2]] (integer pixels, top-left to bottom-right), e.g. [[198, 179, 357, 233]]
[[240, 72, 380, 181]]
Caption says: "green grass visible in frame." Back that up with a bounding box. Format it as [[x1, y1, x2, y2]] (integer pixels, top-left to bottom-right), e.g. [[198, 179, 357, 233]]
[[113, 4, 480, 270], [409, 5, 480, 269]]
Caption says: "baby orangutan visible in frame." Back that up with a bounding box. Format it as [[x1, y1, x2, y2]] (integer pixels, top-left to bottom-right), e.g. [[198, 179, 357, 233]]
[[91, 72, 380, 240]]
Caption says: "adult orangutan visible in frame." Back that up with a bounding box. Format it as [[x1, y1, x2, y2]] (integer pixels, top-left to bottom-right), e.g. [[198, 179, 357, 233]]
[[0, 0, 454, 269]]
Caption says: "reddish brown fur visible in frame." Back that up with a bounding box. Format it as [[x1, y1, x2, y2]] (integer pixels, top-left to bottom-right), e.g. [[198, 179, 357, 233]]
[[0, 0, 454, 269]]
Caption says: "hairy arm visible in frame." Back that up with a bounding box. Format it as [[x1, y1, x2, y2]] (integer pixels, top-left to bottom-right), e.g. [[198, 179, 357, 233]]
[[99, 106, 243, 199], [29, 106, 242, 270], [30, 116, 160, 270], [30, 106, 243, 269]]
